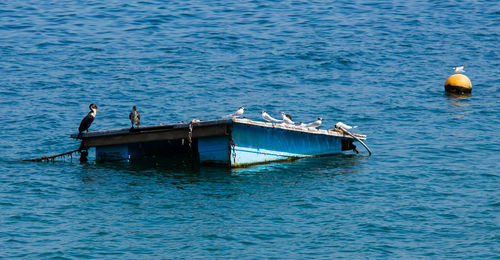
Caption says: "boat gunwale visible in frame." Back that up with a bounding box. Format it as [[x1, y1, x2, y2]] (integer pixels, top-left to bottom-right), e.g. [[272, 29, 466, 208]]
[[70, 118, 366, 140], [232, 119, 366, 139]]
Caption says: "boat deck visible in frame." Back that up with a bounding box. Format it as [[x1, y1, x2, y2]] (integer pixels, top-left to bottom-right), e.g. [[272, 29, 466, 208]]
[[70, 118, 367, 166], [71, 118, 365, 146]]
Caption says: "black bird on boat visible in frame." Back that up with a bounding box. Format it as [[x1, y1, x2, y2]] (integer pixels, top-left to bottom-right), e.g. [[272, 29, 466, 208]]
[[78, 103, 98, 136], [129, 106, 140, 128]]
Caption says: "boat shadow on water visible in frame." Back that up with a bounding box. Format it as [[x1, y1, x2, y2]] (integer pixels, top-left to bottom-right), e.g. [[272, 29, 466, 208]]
[[231, 153, 369, 176], [87, 153, 369, 179]]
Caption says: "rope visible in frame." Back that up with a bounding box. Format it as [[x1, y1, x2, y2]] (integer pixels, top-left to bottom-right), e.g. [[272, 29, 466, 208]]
[[226, 127, 236, 165], [20, 149, 80, 162], [230, 136, 236, 164], [21, 141, 87, 162], [188, 121, 194, 148], [339, 127, 372, 156], [187, 121, 196, 158]]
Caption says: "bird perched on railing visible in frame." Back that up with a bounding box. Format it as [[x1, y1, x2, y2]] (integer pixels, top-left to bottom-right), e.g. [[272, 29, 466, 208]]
[[305, 117, 323, 128], [280, 112, 294, 125], [78, 103, 98, 136], [224, 107, 245, 119], [452, 65, 465, 73], [129, 106, 140, 128], [261, 111, 282, 122]]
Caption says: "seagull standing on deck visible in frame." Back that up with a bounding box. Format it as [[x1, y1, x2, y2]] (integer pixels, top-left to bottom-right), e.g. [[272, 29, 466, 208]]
[[335, 122, 357, 130], [452, 65, 465, 73], [305, 117, 323, 128], [261, 111, 282, 122], [280, 112, 294, 125], [224, 107, 245, 119], [78, 104, 98, 135], [129, 106, 140, 128]]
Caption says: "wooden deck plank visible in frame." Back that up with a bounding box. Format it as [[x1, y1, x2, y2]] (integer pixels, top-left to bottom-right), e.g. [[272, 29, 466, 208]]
[[81, 124, 229, 148], [72, 118, 366, 149]]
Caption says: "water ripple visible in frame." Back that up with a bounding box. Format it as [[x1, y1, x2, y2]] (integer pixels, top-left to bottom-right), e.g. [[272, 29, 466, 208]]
[[0, 0, 499, 258]]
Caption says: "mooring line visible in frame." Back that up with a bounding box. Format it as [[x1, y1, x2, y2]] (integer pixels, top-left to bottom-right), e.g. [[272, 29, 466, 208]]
[[188, 121, 194, 148], [20, 149, 81, 162], [339, 127, 372, 156], [20, 141, 86, 163]]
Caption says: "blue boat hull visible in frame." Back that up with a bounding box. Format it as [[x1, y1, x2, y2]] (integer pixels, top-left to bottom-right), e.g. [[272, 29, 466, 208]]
[[92, 119, 358, 167], [197, 123, 345, 167]]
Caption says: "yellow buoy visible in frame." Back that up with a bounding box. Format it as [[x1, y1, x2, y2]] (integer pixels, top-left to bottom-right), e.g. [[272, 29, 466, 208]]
[[445, 74, 472, 94]]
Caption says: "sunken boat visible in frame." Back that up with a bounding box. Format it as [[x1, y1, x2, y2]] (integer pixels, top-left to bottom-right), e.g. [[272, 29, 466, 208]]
[[71, 118, 368, 167]]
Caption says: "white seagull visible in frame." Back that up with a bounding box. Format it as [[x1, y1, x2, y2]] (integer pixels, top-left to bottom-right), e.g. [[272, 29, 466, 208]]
[[224, 107, 245, 118], [452, 65, 465, 73], [305, 117, 323, 128], [261, 111, 282, 122], [335, 122, 357, 130], [280, 112, 295, 125]]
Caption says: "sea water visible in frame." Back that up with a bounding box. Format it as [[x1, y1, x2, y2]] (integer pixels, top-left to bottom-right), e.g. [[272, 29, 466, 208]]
[[0, 0, 499, 258]]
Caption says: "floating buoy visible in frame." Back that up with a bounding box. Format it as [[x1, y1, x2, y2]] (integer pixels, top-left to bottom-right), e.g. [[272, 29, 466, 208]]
[[445, 74, 472, 94]]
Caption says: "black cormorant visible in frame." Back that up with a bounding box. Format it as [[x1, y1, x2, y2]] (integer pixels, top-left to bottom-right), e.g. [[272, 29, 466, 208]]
[[78, 103, 97, 135], [129, 106, 140, 128]]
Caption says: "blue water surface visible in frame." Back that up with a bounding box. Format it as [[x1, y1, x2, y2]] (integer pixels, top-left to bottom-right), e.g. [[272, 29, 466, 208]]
[[0, 0, 499, 258]]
